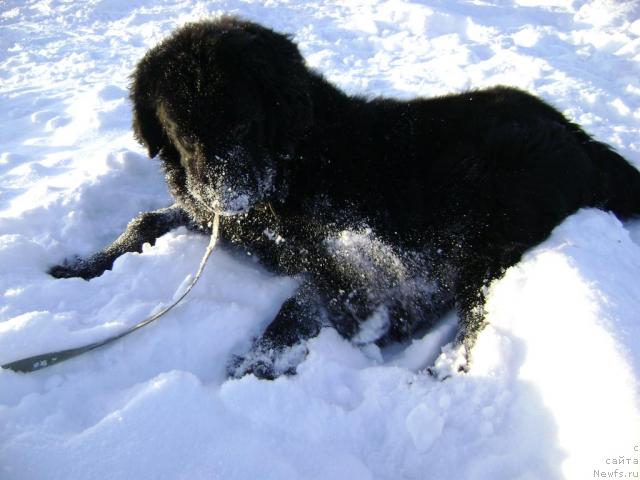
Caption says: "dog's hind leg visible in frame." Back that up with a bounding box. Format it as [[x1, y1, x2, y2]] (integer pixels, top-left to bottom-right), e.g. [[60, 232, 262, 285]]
[[49, 204, 193, 280], [424, 271, 483, 380], [426, 232, 524, 380]]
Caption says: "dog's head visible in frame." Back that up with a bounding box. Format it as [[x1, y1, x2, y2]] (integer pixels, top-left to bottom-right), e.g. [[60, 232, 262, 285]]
[[130, 17, 313, 215]]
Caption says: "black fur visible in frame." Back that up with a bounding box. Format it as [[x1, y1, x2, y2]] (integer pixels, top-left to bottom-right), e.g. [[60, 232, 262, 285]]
[[50, 17, 640, 379]]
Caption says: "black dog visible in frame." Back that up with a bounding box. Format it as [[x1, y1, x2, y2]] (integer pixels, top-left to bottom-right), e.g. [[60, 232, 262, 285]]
[[50, 17, 640, 379]]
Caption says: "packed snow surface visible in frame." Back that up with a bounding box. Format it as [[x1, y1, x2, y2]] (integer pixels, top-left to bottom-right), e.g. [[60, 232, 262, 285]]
[[1, 1, 640, 479]]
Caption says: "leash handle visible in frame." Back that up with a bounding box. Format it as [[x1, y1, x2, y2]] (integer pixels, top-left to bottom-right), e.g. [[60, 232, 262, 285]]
[[2, 342, 104, 373], [1, 213, 220, 374]]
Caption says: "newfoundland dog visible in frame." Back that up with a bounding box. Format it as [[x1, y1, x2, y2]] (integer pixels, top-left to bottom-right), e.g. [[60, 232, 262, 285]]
[[50, 17, 640, 379]]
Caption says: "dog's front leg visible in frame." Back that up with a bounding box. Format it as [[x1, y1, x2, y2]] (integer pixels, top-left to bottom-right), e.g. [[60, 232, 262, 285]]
[[228, 279, 327, 379], [49, 204, 193, 280]]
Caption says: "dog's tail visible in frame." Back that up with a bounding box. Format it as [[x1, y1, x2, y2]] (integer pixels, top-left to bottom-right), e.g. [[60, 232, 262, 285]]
[[579, 131, 640, 220]]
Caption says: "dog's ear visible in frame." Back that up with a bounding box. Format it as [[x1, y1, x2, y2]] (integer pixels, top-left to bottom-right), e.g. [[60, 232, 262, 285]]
[[129, 58, 166, 159]]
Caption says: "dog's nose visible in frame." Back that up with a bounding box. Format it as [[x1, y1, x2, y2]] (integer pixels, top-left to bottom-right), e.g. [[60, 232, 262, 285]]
[[203, 178, 251, 216], [213, 190, 250, 215]]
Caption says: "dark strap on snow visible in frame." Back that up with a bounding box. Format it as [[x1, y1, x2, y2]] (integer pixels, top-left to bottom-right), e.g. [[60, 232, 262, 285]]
[[2, 214, 220, 374]]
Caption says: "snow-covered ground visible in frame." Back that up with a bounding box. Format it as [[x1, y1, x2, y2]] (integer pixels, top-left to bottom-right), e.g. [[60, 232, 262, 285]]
[[1, 0, 640, 478]]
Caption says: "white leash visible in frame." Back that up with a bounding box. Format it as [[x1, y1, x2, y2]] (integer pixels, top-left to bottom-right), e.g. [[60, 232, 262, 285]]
[[1, 213, 220, 373]]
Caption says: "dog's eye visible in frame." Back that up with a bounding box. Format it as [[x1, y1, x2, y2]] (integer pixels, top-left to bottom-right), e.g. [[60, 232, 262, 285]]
[[230, 122, 252, 139]]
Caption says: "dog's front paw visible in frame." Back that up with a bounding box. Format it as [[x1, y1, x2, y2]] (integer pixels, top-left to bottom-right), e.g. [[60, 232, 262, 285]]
[[48, 257, 89, 279], [228, 344, 308, 380], [48, 254, 111, 280], [228, 354, 288, 380], [426, 342, 469, 381]]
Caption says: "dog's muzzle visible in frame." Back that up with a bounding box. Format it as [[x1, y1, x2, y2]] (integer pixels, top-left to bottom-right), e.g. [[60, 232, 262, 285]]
[[212, 185, 252, 215]]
